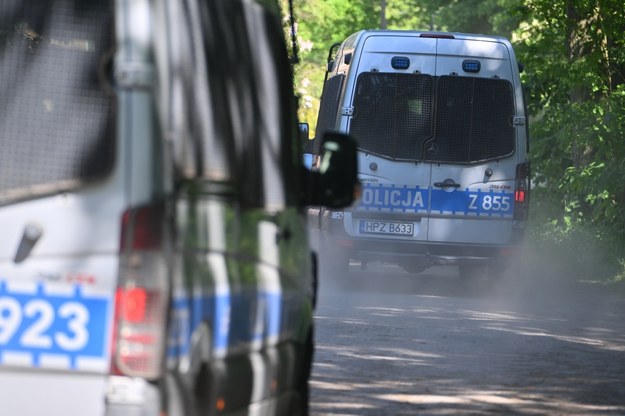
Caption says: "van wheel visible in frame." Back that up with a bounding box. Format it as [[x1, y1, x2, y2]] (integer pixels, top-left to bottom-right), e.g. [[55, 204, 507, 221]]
[[399, 262, 428, 274]]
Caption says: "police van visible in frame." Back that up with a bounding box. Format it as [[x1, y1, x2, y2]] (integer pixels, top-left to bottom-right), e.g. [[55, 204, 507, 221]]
[[309, 30, 529, 281], [0, 1, 357, 415]]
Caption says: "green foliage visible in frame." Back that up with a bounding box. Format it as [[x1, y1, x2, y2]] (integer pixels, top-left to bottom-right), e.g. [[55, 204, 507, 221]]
[[528, 217, 624, 284], [515, 0, 625, 282]]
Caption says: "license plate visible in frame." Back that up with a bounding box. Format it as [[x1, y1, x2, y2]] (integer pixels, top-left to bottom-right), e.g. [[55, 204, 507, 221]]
[[359, 220, 414, 236]]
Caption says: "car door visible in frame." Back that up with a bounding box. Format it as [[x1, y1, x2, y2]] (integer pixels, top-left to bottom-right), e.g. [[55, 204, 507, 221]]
[[425, 38, 518, 245], [347, 34, 437, 244]]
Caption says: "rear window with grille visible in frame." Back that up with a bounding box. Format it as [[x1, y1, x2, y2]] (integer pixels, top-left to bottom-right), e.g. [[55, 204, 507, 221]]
[[0, 0, 115, 204], [350, 73, 433, 161], [349, 72, 515, 163]]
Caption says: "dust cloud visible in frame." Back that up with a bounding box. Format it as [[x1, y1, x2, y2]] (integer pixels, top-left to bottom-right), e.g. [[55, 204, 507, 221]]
[[311, 236, 625, 416]]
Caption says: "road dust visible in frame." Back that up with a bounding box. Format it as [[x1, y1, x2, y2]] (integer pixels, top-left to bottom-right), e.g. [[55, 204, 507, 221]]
[[312, 239, 625, 415]]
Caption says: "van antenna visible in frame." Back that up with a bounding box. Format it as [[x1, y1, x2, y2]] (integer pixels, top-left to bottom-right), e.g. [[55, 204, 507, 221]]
[[288, 0, 300, 64]]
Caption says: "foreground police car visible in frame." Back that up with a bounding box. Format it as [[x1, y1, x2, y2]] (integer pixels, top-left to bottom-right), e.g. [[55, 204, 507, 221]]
[[0, 0, 357, 415], [309, 30, 529, 280]]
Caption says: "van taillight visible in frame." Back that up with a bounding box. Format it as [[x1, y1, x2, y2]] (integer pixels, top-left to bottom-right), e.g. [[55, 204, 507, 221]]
[[514, 162, 530, 221], [111, 203, 169, 380]]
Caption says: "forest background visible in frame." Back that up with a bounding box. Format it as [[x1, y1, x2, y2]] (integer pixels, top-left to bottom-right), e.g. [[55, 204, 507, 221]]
[[283, 0, 625, 285]]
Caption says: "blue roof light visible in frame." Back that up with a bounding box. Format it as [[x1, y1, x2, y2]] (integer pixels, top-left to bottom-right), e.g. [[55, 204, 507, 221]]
[[462, 60, 481, 73], [391, 56, 410, 70]]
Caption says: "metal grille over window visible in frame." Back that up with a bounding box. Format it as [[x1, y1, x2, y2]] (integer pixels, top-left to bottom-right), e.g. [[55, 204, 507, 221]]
[[426, 76, 515, 163], [314, 74, 345, 154], [350, 73, 433, 161], [0, 0, 115, 203]]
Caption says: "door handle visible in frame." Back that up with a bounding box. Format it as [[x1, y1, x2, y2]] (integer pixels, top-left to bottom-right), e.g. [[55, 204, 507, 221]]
[[433, 179, 461, 188]]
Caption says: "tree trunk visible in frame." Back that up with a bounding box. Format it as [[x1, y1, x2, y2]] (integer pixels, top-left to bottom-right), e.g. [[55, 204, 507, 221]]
[[380, 0, 387, 29]]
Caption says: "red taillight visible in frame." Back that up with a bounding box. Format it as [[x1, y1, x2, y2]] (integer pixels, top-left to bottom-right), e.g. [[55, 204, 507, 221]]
[[111, 203, 169, 380], [116, 287, 147, 323], [513, 162, 530, 221]]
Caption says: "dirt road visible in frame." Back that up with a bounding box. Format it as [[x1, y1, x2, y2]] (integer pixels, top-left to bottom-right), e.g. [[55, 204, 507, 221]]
[[311, 264, 625, 415]]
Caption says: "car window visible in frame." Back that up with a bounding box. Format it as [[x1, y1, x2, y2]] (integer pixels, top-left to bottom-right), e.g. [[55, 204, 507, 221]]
[[192, 0, 299, 209], [350, 72, 434, 161], [428, 76, 514, 163], [349, 72, 515, 164], [0, 0, 115, 204]]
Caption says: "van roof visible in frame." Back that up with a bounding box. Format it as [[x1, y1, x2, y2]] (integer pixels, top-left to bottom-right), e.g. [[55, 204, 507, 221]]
[[350, 30, 511, 45]]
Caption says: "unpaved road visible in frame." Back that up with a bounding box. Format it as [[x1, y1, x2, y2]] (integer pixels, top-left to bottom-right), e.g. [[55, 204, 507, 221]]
[[310, 264, 625, 415]]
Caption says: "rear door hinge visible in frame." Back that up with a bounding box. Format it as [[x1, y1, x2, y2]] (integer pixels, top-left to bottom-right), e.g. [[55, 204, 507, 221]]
[[513, 116, 526, 126], [341, 106, 354, 116], [115, 61, 155, 90]]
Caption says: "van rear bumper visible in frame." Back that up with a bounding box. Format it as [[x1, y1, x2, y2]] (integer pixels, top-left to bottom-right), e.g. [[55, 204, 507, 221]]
[[326, 234, 522, 267]]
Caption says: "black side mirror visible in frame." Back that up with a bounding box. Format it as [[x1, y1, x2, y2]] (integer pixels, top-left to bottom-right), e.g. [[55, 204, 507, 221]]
[[302, 131, 359, 208]]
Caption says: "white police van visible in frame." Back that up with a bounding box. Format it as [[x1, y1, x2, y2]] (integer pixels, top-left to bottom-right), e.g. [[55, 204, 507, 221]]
[[309, 30, 529, 280], [0, 0, 357, 415]]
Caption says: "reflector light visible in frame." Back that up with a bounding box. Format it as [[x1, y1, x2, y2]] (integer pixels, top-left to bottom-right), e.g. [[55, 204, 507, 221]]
[[391, 56, 410, 70], [513, 162, 530, 221], [462, 60, 481, 73]]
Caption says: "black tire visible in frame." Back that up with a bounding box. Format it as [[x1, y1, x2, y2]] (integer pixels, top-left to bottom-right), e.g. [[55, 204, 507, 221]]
[[293, 328, 314, 416]]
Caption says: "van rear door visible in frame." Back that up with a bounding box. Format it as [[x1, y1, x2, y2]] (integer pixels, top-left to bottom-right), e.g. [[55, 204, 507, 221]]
[[348, 34, 436, 245], [425, 37, 518, 246], [0, 1, 120, 413]]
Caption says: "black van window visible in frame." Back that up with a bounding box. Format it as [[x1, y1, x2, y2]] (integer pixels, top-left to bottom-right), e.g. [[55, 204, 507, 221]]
[[427, 76, 515, 164], [349, 72, 515, 164], [350, 72, 434, 161], [194, 0, 298, 209], [0, 0, 114, 204]]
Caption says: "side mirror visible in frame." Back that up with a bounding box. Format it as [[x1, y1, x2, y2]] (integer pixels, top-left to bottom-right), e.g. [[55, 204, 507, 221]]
[[302, 131, 359, 208]]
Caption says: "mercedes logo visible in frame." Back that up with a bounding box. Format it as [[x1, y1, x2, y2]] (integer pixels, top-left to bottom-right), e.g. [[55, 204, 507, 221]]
[[427, 141, 439, 155]]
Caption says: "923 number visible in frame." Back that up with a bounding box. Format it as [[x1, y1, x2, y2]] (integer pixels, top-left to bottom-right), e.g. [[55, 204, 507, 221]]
[[0, 297, 89, 351]]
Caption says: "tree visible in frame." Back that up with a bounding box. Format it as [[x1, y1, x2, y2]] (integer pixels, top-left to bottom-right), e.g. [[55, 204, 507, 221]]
[[513, 0, 625, 279]]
